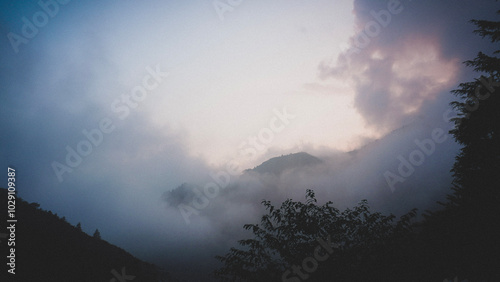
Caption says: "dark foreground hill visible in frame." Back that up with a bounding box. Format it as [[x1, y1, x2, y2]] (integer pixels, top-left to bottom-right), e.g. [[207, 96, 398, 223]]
[[0, 188, 174, 282]]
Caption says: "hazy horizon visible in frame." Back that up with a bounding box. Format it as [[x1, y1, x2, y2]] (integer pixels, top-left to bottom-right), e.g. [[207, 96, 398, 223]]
[[1, 0, 498, 280]]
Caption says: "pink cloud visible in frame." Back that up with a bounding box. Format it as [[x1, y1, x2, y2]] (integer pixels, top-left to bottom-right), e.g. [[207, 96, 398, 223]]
[[320, 30, 460, 132]]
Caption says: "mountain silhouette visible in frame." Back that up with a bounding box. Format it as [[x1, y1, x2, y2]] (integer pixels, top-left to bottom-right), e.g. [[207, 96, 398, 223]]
[[0, 188, 175, 282], [245, 152, 323, 175]]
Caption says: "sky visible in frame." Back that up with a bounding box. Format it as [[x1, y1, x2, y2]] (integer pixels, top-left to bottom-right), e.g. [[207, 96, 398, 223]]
[[0, 0, 498, 280]]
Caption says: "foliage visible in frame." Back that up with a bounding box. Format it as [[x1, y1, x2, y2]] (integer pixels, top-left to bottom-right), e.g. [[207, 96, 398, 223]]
[[216, 7, 500, 282], [422, 6, 500, 281], [0, 188, 173, 282], [448, 8, 500, 207], [215, 190, 417, 282]]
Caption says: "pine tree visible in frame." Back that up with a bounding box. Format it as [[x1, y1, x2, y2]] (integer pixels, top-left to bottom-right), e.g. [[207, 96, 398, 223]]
[[93, 229, 101, 240], [76, 222, 82, 231], [422, 6, 500, 281], [448, 11, 500, 209]]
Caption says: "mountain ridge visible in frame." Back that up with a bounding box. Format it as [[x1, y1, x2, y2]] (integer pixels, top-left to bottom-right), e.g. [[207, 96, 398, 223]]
[[244, 152, 323, 175], [0, 188, 175, 282]]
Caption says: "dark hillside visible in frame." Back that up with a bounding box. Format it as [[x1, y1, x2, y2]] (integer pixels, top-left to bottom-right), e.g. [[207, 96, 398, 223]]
[[0, 188, 174, 282]]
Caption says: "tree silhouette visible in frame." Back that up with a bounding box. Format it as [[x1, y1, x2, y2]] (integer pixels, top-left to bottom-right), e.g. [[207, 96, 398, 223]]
[[421, 6, 500, 281], [215, 190, 417, 281], [215, 5, 500, 282], [93, 229, 101, 240], [0, 188, 172, 281], [448, 7, 500, 210], [76, 222, 82, 231]]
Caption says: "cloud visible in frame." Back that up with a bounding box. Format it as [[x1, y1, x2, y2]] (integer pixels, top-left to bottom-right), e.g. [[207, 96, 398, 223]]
[[317, 0, 498, 132], [349, 36, 459, 130], [320, 35, 460, 132], [156, 115, 460, 278], [0, 0, 496, 280]]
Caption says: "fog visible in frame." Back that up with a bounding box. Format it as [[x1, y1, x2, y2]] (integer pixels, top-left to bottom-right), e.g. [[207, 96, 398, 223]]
[[0, 0, 497, 280]]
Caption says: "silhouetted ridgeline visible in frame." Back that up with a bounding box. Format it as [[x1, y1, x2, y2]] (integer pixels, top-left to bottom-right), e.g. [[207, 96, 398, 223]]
[[244, 152, 323, 175], [0, 188, 174, 282]]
